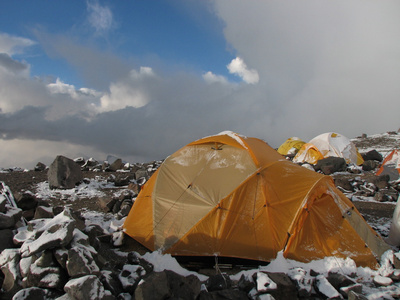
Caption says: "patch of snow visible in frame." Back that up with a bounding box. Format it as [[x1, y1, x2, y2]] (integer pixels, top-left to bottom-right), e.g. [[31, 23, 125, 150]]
[[141, 250, 208, 281], [35, 178, 115, 201], [315, 275, 341, 298], [256, 272, 277, 292]]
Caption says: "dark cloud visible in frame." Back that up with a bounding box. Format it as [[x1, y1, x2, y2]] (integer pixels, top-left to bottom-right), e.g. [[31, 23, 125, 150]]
[[0, 53, 29, 74]]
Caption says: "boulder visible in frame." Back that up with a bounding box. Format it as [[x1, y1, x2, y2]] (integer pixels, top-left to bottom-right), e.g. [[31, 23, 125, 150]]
[[348, 290, 368, 300], [100, 270, 124, 296], [198, 289, 249, 300], [119, 264, 146, 293], [0, 229, 16, 252], [0, 248, 22, 294], [20, 209, 76, 257], [48, 155, 83, 189], [334, 178, 354, 192], [0, 205, 22, 229], [288, 267, 313, 298], [26, 250, 67, 290], [237, 274, 255, 293], [109, 158, 124, 172], [362, 160, 378, 171], [33, 206, 54, 219], [365, 174, 390, 189], [64, 275, 113, 300], [315, 157, 347, 175], [362, 150, 383, 162], [66, 246, 100, 278], [34, 162, 47, 172], [314, 275, 342, 299], [206, 273, 232, 292], [0, 195, 7, 213], [326, 272, 357, 294], [134, 270, 202, 300], [255, 272, 298, 300]]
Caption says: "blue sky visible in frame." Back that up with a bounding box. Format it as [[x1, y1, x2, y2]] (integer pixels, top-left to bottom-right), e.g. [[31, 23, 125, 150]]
[[0, 0, 236, 88], [0, 0, 399, 168]]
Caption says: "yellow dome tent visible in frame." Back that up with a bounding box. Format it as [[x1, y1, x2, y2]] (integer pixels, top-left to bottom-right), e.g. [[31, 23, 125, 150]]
[[123, 132, 388, 268], [277, 137, 305, 155]]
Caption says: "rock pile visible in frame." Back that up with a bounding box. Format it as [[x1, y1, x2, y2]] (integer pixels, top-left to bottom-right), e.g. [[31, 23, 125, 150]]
[[1, 204, 400, 300]]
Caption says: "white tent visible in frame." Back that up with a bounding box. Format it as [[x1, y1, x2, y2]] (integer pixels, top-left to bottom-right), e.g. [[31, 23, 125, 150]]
[[307, 132, 364, 165]]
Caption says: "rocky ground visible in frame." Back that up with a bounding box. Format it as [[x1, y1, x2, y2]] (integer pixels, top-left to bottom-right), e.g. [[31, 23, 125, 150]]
[[0, 131, 399, 299]]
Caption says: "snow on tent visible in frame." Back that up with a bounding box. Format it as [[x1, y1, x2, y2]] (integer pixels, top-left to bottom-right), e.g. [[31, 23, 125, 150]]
[[376, 149, 400, 181], [277, 137, 305, 156], [293, 132, 364, 165], [123, 132, 389, 268]]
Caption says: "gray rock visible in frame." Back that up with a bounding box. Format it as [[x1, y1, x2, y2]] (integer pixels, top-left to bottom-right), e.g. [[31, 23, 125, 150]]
[[327, 272, 357, 291], [14, 190, 38, 211], [206, 273, 232, 292], [34, 162, 47, 172], [64, 275, 112, 300], [0, 205, 22, 229], [109, 158, 124, 172], [237, 274, 255, 293], [48, 155, 83, 189], [98, 196, 117, 212], [26, 250, 67, 290], [348, 290, 368, 300], [12, 287, 49, 300], [334, 178, 354, 192], [20, 217, 75, 257], [0, 249, 22, 294], [198, 289, 249, 300], [134, 271, 170, 300], [362, 160, 378, 171], [314, 275, 342, 299], [100, 270, 124, 296], [53, 248, 69, 270], [0, 229, 16, 252], [0, 195, 7, 213], [315, 157, 347, 175], [362, 150, 383, 162], [66, 246, 100, 278], [119, 264, 146, 293], [33, 206, 54, 219], [256, 272, 298, 300], [340, 284, 363, 298], [365, 174, 390, 189]]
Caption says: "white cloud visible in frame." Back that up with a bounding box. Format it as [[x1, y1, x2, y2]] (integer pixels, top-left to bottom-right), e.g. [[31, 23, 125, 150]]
[[0, 32, 35, 55], [47, 78, 101, 100], [227, 57, 259, 84], [1, 1, 400, 169], [99, 67, 155, 112], [202, 71, 228, 84], [87, 0, 114, 34]]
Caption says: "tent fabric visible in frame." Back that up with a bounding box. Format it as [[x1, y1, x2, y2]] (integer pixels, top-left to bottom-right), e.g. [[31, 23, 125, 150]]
[[277, 137, 305, 155], [123, 131, 388, 269], [292, 143, 324, 165], [293, 132, 364, 165], [376, 149, 400, 181]]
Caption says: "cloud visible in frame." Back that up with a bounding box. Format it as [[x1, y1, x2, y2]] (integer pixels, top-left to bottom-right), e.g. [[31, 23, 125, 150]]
[[202, 71, 228, 84], [0, 53, 30, 75], [47, 78, 101, 100], [0, 32, 36, 55], [86, 0, 114, 35], [1, 1, 400, 169], [227, 57, 259, 84]]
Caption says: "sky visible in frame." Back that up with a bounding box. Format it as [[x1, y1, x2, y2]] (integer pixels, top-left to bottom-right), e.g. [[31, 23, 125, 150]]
[[0, 0, 399, 168]]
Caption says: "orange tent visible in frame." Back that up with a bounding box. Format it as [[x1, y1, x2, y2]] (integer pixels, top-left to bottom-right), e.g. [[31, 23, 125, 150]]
[[376, 149, 400, 181], [123, 132, 389, 268]]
